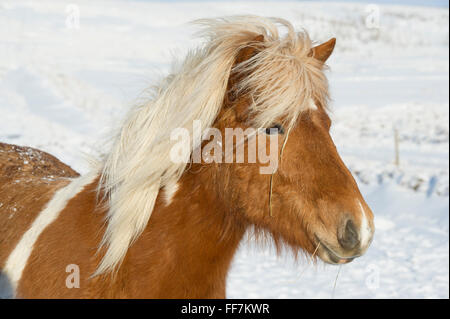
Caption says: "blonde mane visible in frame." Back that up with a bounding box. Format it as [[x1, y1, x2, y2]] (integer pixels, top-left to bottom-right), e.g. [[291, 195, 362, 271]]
[[96, 16, 329, 275]]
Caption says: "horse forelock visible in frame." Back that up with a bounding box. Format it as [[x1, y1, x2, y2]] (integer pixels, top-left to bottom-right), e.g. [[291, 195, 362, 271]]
[[95, 15, 330, 275]]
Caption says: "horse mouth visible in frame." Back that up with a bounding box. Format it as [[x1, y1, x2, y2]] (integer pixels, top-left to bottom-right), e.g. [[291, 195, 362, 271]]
[[314, 236, 357, 265]]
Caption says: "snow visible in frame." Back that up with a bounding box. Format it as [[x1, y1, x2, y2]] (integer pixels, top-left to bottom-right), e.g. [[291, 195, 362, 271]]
[[0, 0, 448, 298]]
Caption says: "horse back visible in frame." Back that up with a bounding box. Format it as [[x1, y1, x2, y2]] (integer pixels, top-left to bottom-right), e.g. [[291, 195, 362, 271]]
[[0, 143, 79, 270]]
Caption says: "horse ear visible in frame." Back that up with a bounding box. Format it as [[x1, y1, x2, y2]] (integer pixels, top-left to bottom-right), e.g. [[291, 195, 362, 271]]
[[309, 38, 336, 63]]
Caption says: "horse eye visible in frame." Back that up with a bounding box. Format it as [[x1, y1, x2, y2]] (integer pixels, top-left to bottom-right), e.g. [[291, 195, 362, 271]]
[[265, 124, 284, 135]]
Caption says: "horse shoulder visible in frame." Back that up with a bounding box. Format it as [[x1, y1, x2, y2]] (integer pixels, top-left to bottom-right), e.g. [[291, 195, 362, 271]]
[[16, 173, 106, 298]]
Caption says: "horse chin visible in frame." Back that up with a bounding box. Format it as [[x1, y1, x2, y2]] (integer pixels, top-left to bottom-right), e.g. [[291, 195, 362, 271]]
[[313, 236, 356, 265]]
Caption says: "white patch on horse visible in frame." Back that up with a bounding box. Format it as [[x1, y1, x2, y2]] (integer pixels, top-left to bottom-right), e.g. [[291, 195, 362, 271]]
[[308, 98, 318, 111], [3, 172, 97, 296], [163, 180, 179, 206], [358, 201, 372, 247]]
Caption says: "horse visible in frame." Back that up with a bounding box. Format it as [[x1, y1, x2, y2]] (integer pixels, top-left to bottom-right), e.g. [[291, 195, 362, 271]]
[[0, 16, 374, 298]]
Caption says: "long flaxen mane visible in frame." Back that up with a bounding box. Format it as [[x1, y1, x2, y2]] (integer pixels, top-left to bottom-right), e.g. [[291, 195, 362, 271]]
[[96, 16, 330, 275]]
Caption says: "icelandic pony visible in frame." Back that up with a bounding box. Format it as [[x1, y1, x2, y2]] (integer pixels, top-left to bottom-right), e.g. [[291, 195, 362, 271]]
[[0, 16, 374, 298]]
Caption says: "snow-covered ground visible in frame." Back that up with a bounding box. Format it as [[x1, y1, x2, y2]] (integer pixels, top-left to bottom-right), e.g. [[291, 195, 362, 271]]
[[0, 0, 448, 298]]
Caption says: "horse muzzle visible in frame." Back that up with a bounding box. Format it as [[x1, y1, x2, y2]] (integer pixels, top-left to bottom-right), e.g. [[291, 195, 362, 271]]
[[314, 215, 375, 265]]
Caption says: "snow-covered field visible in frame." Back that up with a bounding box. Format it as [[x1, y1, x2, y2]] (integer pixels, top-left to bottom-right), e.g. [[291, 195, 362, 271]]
[[0, 0, 448, 298]]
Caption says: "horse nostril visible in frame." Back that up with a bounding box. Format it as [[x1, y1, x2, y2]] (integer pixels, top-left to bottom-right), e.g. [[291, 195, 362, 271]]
[[338, 219, 360, 251]]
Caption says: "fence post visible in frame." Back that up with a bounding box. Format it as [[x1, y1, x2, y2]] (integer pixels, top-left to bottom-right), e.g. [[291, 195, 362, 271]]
[[394, 128, 400, 167]]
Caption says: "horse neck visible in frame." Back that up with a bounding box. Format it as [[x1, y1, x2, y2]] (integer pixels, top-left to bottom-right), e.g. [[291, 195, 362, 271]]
[[122, 166, 247, 298]]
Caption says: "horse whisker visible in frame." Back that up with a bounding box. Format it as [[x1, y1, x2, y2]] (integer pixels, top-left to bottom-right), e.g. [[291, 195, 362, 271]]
[[284, 241, 321, 285], [268, 124, 293, 217], [332, 265, 342, 299]]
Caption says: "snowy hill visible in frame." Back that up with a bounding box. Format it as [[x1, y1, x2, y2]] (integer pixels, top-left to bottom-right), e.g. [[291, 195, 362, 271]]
[[0, 0, 448, 298]]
